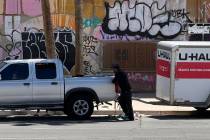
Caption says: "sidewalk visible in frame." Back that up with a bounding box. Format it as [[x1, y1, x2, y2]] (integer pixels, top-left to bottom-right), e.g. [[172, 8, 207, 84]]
[[94, 92, 197, 116]]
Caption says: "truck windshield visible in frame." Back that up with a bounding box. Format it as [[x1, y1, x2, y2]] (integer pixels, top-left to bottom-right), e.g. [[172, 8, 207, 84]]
[[0, 62, 7, 70]]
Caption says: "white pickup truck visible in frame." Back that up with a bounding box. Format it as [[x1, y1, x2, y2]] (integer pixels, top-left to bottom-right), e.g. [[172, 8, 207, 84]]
[[0, 59, 117, 119]]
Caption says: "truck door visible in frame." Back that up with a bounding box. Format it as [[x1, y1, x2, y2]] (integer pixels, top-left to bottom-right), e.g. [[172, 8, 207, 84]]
[[0, 63, 32, 105], [33, 62, 62, 104]]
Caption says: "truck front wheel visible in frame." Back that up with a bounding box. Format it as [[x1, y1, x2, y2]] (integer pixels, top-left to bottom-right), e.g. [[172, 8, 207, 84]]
[[65, 95, 94, 119]]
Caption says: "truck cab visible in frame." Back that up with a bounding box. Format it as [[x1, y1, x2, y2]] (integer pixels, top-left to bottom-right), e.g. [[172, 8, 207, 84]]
[[0, 59, 64, 107]]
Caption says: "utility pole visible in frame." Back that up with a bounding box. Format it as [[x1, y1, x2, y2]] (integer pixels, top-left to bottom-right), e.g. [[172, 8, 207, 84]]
[[41, 0, 56, 58], [74, 0, 82, 75]]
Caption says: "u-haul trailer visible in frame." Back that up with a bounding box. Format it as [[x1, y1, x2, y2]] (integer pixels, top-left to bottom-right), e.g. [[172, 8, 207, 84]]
[[156, 41, 210, 111]]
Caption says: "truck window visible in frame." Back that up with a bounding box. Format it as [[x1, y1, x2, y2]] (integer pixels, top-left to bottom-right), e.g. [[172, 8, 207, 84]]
[[35, 63, 56, 79], [0, 63, 29, 80], [0, 62, 7, 70]]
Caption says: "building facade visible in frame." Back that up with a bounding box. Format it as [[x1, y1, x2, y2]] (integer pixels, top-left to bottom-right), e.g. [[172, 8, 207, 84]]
[[0, 0, 209, 92]]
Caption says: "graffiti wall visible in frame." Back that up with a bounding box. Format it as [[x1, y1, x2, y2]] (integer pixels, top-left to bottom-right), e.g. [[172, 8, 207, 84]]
[[0, 0, 76, 73], [82, 35, 101, 75], [0, 0, 207, 91], [22, 28, 75, 72], [0, 0, 194, 74], [200, 0, 210, 22], [102, 0, 191, 39], [0, 28, 75, 71], [87, 0, 192, 41], [0, 30, 22, 61], [81, 0, 194, 91], [81, 0, 193, 76]]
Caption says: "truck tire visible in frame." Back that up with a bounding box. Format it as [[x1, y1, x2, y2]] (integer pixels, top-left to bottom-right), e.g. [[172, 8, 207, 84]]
[[65, 95, 94, 119], [194, 107, 208, 112]]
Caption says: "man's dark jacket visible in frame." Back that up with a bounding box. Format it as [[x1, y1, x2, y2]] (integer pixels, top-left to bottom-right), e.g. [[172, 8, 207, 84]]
[[112, 71, 131, 92]]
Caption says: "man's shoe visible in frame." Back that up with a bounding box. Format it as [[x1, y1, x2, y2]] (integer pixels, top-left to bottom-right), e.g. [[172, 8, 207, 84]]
[[121, 115, 130, 121]]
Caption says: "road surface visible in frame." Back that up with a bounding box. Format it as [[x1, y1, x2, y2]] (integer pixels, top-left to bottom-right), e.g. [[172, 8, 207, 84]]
[[0, 113, 209, 140]]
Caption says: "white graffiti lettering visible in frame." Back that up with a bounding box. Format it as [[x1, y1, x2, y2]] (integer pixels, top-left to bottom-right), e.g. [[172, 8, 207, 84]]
[[102, 0, 191, 39]]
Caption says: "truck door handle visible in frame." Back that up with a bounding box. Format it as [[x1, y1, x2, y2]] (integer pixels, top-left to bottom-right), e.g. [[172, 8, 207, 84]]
[[23, 83, 30, 86], [51, 82, 58, 85]]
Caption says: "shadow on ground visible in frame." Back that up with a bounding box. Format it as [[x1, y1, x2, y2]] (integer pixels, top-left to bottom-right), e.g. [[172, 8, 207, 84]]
[[132, 93, 172, 106], [148, 110, 210, 120], [132, 98, 169, 105], [133, 93, 155, 98], [0, 115, 129, 126]]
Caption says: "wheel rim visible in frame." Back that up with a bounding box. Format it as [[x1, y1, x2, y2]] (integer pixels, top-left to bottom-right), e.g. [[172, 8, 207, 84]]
[[73, 100, 89, 116]]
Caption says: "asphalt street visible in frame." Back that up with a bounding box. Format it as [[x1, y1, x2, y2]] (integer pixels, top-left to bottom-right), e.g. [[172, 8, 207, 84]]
[[0, 113, 209, 140]]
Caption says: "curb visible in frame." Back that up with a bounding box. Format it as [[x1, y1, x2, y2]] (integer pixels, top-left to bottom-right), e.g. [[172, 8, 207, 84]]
[[93, 110, 196, 116], [0, 110, 205, 117], [0, 110, 64, 117]]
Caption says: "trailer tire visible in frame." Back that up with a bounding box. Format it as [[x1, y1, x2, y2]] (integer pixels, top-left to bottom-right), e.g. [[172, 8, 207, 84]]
[[65, 95, 94, 120]]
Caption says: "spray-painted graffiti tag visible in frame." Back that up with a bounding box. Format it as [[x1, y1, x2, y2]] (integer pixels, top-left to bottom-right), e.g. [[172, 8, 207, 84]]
[[83, 60, 95, 74], [170, 9, 189, 19], [102, 0, 191, 39], [83, 17, 102, 28], [83, 36, 98, 56], [82, 35, 100, 75], [0, 30, 22, 61], [22, 28, 75, 72], [54, 29, 75, 72], [99, 26, 147, 41], [201, 1, 210, 22], [127, 72, 156, 91], [21, 31, 46, 59]]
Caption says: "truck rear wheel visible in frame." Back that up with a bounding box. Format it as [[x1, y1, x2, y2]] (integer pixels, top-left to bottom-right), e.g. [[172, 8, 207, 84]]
[[65, 95, 94, 119]]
